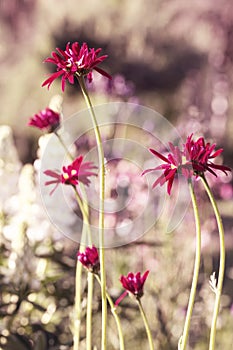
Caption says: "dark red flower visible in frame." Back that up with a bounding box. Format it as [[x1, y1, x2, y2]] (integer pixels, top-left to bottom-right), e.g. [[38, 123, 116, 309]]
[[44, 156, 97, 195], [115, 270, 149, 305], [143, 135, 231, 195], [142, 144, 192, 195], [28, 108, 60, 132], [77, 245, 100, 273], [184, 134, 231, 177], [42, 42, 111, 91]]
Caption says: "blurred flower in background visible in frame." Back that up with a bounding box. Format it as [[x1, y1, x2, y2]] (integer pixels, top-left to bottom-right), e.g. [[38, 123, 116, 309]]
[[28, 107, 60, 132]]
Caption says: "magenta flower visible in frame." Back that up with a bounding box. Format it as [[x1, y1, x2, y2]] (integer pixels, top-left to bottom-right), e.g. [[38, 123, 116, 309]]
[[142, 145, 192, 195], [115, 270, 149, 305], [77, 245, 100, 273], [143, 135, 231, 195], [42, 42, 111, 91], [184, 134, 231, 177], [28, 108, 60, 132], [44, 156, 97, 194]]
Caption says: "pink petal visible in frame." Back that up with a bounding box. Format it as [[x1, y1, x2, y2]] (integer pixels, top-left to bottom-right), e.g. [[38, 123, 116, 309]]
[[149, 148, 170, 164]]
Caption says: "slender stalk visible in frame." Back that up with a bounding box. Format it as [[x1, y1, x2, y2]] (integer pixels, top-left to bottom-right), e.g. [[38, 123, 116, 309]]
[[55, 130, 94, 350], [73, 187, 94, 350], [73, 247, 84, 350], [54, 131, 83, 349], [95, 275, 125, 350], [74, 243, 93, 350], [77, 75, 107, 350], [137, 299, 154, 350], [179, 180, 202, 350], [54, 131, 92, 243], [200, 176, 225, 350], [80, 187, 93, 350], [86, 272, 94, 350], [73, 207, 91, 350], [54, 130, 73, 160], [73, 187, 92, 243]]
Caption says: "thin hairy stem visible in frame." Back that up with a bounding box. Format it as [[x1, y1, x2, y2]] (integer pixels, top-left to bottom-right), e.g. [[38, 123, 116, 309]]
[[137, 299, 154, 350], [179, 180, 202, 350], [77, 75, 107, 350], [54, 130, 73, 160], [54, 105, 94, 350], [201, 176, 225, 350], [86, 272, 94, 350], [95, 275, 125, 350]]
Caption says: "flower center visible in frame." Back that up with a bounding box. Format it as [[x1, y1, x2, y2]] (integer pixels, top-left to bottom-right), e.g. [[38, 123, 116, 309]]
[[63, 173, 69, 180], [181, 155, 187, 164]]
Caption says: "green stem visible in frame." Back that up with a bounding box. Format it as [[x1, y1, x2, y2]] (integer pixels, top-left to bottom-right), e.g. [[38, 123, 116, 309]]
[[54, 130, 73, 160], [73, 187, 93, 350], [201, 176, 225, 350], [55, 130, 93, 350], [95, 275, 125, 350], [73, 187, 92, 244], [80, 188, 93, 350], [73, 211, 91, 350], [179, 181, 202, 350], [54, 131, 83, 349], [137, 299, 154, 350], [74, 245, 93, 350], [77, 75, 107, 350], [73, 248, 84, 350], [86, 272, 94, 350]]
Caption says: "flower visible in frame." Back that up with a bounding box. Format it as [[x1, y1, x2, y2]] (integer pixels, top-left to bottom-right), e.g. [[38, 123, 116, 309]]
[[44, 156, 97, 194], [143, 135, 231, 195], [184, 134, 231, 177], [77, 245, 100, 273], [115, 270, 149, 305], [28, 108, 60, 132], [42, 42, 111, 91], [142, 145, 192, 195]]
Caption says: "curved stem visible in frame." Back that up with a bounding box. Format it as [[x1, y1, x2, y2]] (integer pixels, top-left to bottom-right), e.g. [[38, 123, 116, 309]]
[[200, 176, 225, 350], [55, 129, 94, 350], [179, 180, 202, 350], [73, 203, 91, 350], [77, 75, 107, 350], [95, 275, 125, 350], [86, 272, 94, 350], [137, 299, 154, 350], [54, 130, 73, 160], [73, 187, 93, 350], [73, 187, 92, 244], [73, 248, 84, 350]]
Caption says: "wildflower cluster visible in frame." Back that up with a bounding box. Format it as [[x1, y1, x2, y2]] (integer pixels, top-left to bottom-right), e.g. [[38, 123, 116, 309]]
[[25, 40, 231, 350]]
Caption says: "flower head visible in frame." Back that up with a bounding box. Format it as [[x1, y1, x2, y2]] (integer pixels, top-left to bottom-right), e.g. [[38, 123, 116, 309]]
[[143, 135, 231, 195], [42, 42, 111, 91], [184, 134, 231, 177], [28, 108, 60, 132], [115, 270, 149, 305], [44, 156, 97, 195], [77, 245, 100, 273]]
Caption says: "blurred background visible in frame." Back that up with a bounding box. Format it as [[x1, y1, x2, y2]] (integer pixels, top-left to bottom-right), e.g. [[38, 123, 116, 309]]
[[0, 0, 233, 349]]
